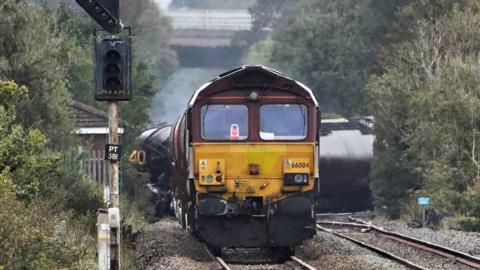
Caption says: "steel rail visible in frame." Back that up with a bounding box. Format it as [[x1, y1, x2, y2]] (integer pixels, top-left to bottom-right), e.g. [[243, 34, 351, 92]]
[[317, 220, 371, 228], [202, 244, 232, 270], [347, 217, 480, 269], [215, 256, 232, 270], [317, 224, 429, 270], [316, 211, 374, 218], [202, 244, 317, 269], [290, 256, 317, 270], [317, 212, 356, 217]]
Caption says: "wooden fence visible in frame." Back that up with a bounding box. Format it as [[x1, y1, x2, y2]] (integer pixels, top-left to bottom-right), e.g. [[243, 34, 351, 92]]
[[81, 149, 108, 185]]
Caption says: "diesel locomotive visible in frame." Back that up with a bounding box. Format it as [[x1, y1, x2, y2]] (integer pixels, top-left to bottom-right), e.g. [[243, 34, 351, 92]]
[[132, 66, 321, 252], [130, 66, 376, 256], [172, 65, 320, 250]]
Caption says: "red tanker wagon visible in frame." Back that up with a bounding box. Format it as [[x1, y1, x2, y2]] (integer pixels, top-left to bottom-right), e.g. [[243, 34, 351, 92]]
[[168, 65, 321, 255]]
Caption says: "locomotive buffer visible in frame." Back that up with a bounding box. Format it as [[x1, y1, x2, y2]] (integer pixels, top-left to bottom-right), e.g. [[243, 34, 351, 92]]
[[75, 0, 132, 269]]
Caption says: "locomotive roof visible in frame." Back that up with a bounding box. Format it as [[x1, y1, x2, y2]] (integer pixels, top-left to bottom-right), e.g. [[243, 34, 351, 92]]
[[188, 65, 319, 108]]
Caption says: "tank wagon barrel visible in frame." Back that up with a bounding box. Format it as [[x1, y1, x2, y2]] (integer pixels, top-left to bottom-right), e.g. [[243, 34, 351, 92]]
[[129, 124, 173, 216], [318, 118, 374, 211], [130, 125, 172, 186]]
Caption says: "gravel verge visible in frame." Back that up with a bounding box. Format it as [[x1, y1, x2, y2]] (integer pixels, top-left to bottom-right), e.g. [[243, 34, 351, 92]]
[[295, 231, 408, 269], [366, 217, 480, 259], [349, 232, 475, 270], [134, 218, 217, 270]]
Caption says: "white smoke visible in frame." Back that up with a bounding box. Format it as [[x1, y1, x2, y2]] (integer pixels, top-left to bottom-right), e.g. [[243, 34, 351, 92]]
[[150, 68, 222, 125]]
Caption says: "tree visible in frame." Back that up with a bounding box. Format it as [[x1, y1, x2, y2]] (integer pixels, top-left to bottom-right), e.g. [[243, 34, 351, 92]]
[[249, 0, 294, 32], [248, 0, 475, 115], [0, 80, 98, 268], [121, 0, 178, 82], [367, 3, 480, 223], [242, 37, 276, 67], [0, 0, 74, 148], [263, 0, 390, 115]]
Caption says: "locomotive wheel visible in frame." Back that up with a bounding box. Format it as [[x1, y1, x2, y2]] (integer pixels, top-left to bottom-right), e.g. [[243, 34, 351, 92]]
[[180, 207, 187, 230], [154, 190, 172, 217]]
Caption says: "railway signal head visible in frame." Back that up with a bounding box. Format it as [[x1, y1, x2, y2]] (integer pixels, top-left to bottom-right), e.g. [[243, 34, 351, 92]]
[[95, 38, 132, 101]]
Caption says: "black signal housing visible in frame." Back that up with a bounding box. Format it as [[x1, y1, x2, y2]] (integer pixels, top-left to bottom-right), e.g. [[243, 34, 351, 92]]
[[95, 38, 132, 101]]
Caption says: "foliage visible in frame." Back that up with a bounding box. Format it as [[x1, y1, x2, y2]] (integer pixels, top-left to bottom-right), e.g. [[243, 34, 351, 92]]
[[245, 0, 480, 226], [52, 0, 178, 201], [55, 1, 96, 106], [455, 217, 480, 232], [0, 0, 174, 266], [0, 81, 56, 202], [57, 150, 103, 215], [0, 2, 102, 213], [263, 0, 392, 115], [0, 81, 98, 268], [0, 195, 97, 269], [55, 0, 177, 115], [248, 0, 477, 115], [121, 0, 178, 82], [0, 0, 73, 148], [367, 3, 480, 220], [249, 0, 294, 32], [242, 37, 276, 67], [237, 0, 296, 49]]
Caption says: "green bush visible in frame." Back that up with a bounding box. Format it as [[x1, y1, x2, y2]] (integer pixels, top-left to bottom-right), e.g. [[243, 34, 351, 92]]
[[456, 217, 480, 232], [0, 81, 99, 268], [0, 193, 96, 269]]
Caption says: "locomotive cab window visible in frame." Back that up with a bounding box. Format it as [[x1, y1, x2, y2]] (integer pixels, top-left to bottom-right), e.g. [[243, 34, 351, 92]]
[[201, 104, 248, 140], [260, 104, 307, 140]]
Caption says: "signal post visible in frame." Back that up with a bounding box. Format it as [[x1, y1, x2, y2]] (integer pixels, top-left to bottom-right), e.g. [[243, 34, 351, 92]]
[[75, 0, 131, 269]]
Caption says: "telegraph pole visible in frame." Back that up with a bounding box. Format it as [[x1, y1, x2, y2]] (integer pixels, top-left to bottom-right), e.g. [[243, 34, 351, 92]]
[[75, 1, 131, 269], [108, 102, 120, 209], [107, 101, 121, 269]]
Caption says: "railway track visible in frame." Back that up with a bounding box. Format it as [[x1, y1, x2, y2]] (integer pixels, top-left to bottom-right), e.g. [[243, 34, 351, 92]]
[[316, 211, 375, 221], [288, 256, 317, 270], [202, 244, 317, 270], [317, 219, 480, 270]]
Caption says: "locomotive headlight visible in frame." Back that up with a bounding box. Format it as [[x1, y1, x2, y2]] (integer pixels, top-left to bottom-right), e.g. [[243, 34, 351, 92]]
[[206, 175, 214, 183], [248, 91, 259, 101], [283, 173, 309, 185], [199, 159, 225, 186]]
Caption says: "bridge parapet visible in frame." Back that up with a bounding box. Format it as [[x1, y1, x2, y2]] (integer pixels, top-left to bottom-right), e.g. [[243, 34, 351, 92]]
[[166, 9, 252, 31]]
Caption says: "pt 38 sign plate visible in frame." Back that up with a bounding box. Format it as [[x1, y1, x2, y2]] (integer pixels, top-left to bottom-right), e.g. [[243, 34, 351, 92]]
[[105, 144, 121, 162]]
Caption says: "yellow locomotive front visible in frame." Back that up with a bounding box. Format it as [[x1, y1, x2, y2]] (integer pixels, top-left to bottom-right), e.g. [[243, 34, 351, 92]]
[[170, 66, 319, 252]]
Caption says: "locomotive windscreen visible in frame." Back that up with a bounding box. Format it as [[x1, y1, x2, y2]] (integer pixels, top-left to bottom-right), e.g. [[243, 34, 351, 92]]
[[260, 104, 307, 140], [201, 104, 248, 140]]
